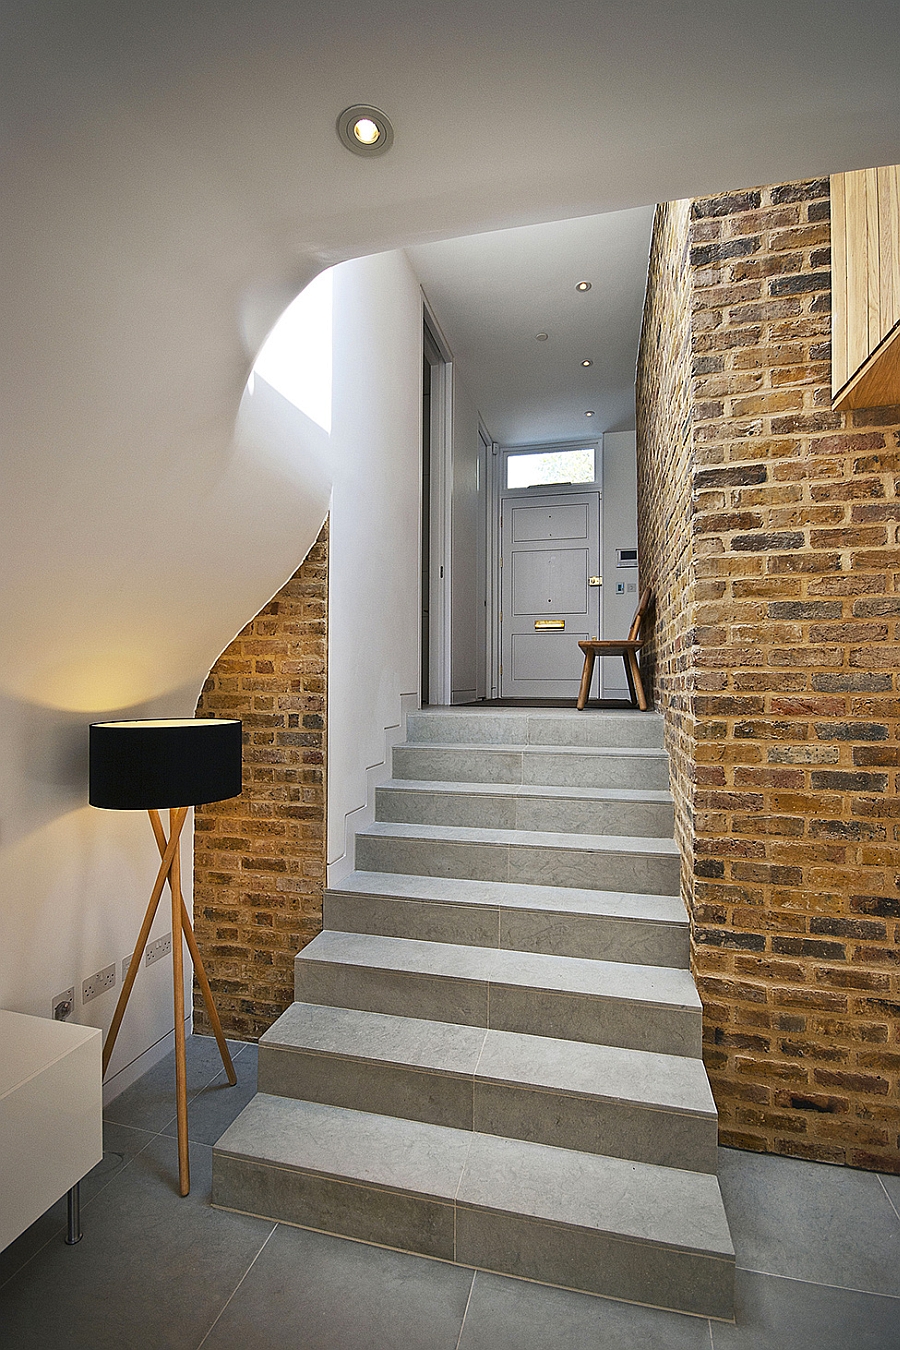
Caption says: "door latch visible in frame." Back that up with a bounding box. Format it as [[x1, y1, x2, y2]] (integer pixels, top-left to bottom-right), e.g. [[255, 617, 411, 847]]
[[589, 576, 602, 587]]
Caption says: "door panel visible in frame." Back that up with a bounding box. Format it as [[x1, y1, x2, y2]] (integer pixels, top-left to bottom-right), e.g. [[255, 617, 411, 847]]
[[511, 548, 589, 615], [511, 631, 591, 681], [511, 502, 588, 542], [500, 490, 600, 698]]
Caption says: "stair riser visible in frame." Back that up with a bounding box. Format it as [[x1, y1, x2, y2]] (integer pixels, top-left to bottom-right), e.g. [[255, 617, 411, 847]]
[[405, 712, 665, 750], [294, 959, 701, 1058], [212, 1156, 732, 1317], [257, 1045, 718, 1172], [376, 786, 674, 838], [393, 745, 670, 790], [324, 891, 691, 968], [355, 835, 681, 896]]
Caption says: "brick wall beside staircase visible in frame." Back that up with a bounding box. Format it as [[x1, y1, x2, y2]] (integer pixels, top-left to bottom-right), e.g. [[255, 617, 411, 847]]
[[637, 178, 900, 1173], [192, 520, 328, 1041]]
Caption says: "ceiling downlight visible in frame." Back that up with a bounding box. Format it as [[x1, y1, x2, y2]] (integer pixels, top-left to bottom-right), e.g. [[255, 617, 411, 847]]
[[337, 105, 394, 156], [575, 280, 592, 292]]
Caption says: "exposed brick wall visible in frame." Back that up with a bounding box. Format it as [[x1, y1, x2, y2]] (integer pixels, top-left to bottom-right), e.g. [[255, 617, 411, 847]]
[[638, 179, 900, 1172], [192, 520, 328, 1041]]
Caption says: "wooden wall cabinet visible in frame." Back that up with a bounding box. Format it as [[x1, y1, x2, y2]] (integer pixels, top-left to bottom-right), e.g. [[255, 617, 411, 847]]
[[831, 165, 900, 411]]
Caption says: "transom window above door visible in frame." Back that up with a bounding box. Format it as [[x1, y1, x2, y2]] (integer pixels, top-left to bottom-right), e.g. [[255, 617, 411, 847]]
[[506, 446, 596, 490]]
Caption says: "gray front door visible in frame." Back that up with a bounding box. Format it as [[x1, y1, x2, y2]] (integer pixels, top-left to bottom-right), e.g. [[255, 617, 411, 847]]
[[500, 491, 601, 698]]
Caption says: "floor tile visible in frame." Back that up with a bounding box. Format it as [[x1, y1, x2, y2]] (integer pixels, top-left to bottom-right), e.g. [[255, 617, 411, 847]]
[[717, 1147, 900, 1295], [457, 1270, 713, 1350], [104, 1034, 250, 1134], [878, 1172, 900, 1223], [710, 1269, 900, 1350], [202, 1224, 473, 1350], [162, 1043, 259, 1146], [0, 1133, 274, 1349], [0, 1120, 155, 1289]]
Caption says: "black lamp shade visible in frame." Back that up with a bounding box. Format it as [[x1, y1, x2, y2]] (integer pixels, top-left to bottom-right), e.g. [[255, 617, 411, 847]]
[[89, 719, 242, 810]]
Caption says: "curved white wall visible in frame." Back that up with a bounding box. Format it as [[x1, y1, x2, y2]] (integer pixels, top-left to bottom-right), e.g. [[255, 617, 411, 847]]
[[2, 1, 900, 1076]]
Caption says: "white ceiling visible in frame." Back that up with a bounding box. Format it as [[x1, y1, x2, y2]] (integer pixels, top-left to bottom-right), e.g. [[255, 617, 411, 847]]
[[406, 207, 654, 446]]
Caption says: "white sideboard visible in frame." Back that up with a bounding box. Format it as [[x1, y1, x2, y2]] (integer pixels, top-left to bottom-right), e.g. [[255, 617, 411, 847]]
[[0, 1010, 103, 1251]]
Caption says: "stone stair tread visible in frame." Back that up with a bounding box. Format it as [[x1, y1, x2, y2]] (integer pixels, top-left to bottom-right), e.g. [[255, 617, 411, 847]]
[[297, 930, 701, 1011], [330, 871, 687, 926], [401, 740, 667, 759], [261, 1002, 717, 1117], [215, 1094, 733, 1260], [359, 819, 679, 856], [379, 778, 674, 803]]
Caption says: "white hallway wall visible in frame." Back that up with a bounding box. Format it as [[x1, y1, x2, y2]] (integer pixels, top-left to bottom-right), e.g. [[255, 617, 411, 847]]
[[2, 1, 899, 1082]]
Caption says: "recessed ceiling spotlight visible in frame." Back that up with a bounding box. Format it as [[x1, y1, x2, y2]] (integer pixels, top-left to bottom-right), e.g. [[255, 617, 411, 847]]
[[581, 359, 593, 367], [585, 410, 595, 417], [536, 332, 549, 341], [337, 105, 394, 156], [575, 281, 592, 292]]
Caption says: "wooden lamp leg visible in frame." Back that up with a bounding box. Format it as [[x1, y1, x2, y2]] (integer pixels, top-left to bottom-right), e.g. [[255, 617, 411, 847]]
[[102, 807, 188, 1076], [169, 809, 191, 1196], [147, 811, 236, 1087]]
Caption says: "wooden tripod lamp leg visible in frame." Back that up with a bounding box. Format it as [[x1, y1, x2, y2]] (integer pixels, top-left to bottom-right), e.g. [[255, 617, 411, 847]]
[[102, 808, 188, 1077], [148, 810, 236, 1086], [169, 808, 191, 1196]]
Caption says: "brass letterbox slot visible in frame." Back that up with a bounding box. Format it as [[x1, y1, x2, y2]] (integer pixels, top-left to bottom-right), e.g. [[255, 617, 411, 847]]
[[535, 619, 565, 630]]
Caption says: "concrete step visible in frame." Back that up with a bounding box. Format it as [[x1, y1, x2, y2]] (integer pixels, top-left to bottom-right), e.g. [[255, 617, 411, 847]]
[[212, 1096, 734, 1317], [393, 741, 670, 791], [355, 820, 680, 896], [324, 871, 690, 968], [406, 708, 666, 750], [294, 931, 702, 1057], [375, 778, 675, 838], [257, 1002, 718, 1172]]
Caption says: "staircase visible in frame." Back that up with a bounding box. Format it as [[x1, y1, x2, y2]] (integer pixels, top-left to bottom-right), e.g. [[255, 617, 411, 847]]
[[212, 707, 735, 1319]]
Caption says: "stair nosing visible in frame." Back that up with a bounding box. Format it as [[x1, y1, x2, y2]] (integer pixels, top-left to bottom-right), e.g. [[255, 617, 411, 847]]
[[327, 872, 686, 926], [296, 931, 701, 1012], [359, 819, 679, 856]]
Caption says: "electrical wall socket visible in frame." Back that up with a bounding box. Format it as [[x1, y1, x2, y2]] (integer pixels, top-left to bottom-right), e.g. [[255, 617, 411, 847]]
[[52, 987, 75, 1021], [122, 952, 139, 984], [82, 963, 116, 1004], [146, 932, 172, 967]]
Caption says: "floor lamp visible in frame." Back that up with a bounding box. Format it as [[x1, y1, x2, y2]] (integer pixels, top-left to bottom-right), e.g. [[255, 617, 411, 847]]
[[89, 717, 243, 1196]]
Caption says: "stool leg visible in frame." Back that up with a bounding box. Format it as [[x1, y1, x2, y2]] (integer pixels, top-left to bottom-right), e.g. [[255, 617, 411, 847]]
[[628, 650, 648, 711], [577, 649, 596, 710], [623, 653, 637, 706]]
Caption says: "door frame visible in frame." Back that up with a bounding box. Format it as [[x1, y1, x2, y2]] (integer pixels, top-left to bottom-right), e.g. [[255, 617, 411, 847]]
[[489, 439, 601, 698], [421, 306, 453, 706]]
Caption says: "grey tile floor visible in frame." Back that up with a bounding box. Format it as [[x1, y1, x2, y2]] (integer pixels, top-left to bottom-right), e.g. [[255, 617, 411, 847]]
[[1, 1034, 899, 1348]]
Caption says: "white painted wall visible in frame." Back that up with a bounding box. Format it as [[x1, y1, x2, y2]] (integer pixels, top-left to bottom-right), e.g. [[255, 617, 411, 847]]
[[327, 252, 423, 878], [601, 431, 640, 699]]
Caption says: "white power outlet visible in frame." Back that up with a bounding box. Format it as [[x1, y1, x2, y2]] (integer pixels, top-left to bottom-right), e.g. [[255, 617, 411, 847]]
[[52, 987, 75, 1021], [146, 932, 172, 967], [122, 952, 139, 984], [82, 963, 116, 1004]]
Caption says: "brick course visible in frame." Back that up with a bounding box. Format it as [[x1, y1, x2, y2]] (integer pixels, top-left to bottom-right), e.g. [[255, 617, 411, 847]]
[[192, 520, 328, 1040], [637, 181, 900, 1172]]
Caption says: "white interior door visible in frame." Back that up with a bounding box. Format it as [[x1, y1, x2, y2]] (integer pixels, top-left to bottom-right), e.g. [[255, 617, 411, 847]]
[[500, 490, 600, 698]]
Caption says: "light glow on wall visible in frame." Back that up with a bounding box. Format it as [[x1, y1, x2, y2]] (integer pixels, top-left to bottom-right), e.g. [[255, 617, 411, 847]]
[[252, 269, 333, 433]]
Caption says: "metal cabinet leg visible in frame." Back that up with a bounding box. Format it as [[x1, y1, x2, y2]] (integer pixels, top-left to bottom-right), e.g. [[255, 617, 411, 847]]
[[65, 1182, 83, 1245]]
